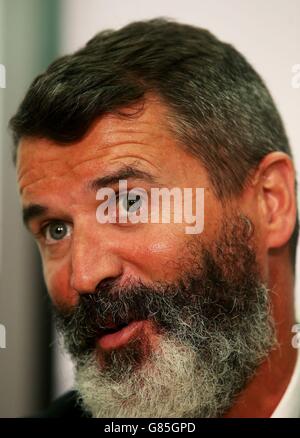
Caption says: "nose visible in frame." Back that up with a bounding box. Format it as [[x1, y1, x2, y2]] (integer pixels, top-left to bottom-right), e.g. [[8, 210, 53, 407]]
[[70, 225, 123, 294]]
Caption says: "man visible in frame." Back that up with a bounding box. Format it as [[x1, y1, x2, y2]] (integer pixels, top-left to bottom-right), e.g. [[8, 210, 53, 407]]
[[10, 18, 300, 418]]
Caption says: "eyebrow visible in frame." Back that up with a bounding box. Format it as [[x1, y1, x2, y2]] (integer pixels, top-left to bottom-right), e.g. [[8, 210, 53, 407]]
[[22, 204, 48, 228], [22, 164, 159, 228], [87, 164, 159, 192]]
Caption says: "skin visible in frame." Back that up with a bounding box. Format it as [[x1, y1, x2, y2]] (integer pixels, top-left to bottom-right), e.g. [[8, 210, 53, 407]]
[[17, 97, 298, 418]]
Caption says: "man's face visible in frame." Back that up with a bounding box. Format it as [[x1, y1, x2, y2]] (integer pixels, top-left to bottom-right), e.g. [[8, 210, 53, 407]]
[[17, 99, 275, 417], [17, 99, 223, 307]]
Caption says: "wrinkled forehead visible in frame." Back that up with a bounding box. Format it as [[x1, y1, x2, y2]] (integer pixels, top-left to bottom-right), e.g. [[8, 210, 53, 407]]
[[16, 107, 204, 205], [16, 106, 172, 192]]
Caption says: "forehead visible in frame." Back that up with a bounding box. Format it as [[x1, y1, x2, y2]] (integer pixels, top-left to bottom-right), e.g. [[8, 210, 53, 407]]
[[16, 99, 208, 203], [17, 102, 176, 192]]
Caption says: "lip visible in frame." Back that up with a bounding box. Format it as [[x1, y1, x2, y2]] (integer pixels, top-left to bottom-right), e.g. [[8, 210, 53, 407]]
[[97, 320, 145, 351]]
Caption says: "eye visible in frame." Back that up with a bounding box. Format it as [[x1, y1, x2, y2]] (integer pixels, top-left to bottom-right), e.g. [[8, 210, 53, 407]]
[[117, 192, 142, 215], [42, 221, 72, 244]]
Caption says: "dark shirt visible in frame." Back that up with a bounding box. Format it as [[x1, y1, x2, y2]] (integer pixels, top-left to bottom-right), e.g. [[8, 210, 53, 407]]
[[35, 391, 90, 418]]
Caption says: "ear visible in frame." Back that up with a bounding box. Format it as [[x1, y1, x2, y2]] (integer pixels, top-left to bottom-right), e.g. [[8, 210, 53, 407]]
[[255, 152, 297, 251]]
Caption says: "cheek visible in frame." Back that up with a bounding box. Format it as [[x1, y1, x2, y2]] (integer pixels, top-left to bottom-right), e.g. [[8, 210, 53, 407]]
[[145, 241, 184, 281], [43, 259, 77, 308], [118, 225, 192, 282]]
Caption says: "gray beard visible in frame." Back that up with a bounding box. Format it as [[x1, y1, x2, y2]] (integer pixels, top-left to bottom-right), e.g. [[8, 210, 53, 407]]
[[73, 282, 275, 418], [56, 214, 277, 417]]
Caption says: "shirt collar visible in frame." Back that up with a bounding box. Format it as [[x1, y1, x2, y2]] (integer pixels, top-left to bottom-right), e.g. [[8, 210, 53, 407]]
[[271, 347, 300, 418]]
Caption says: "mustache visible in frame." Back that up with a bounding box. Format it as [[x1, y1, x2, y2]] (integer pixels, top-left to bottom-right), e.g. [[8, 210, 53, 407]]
[[53, 247, 266, 359], [54, 276, 198, 357]]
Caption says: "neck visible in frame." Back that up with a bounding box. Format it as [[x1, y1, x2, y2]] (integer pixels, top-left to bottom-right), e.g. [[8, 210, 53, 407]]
[[224, 253, 297, 418]]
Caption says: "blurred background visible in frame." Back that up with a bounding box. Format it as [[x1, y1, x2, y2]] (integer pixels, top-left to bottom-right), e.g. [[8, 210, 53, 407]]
[[0, 0, 300, 417]]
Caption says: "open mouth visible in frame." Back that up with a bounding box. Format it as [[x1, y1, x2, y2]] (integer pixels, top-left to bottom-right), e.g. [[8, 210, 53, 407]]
[[100, 322, 129, 336], [97, 320, 146, 351]]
